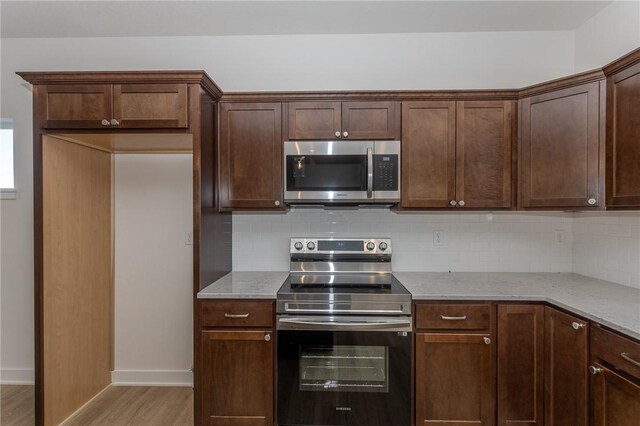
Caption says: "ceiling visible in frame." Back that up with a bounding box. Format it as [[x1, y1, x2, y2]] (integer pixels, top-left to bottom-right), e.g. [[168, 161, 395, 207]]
[[0, 1, 614, 38]]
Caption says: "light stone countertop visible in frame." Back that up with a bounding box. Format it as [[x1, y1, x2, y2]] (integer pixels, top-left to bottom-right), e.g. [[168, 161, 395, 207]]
[[197, 271, 289, 299], [396, 272, 640, 340], [197, 271, 640, 340]]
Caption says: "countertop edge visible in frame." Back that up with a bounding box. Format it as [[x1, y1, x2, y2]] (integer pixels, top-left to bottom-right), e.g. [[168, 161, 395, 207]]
[[196, 272, 639, 341]]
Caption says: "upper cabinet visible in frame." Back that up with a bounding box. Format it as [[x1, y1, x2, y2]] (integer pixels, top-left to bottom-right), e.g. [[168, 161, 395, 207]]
[[218, 102, 284, 210], [287, 101, 399, 140], [519, 80, 605, 209], [38, 83, 189, 129], [401, 101, 456, 208], [401, 100, 513, 209], [606, 59, 640, 208]]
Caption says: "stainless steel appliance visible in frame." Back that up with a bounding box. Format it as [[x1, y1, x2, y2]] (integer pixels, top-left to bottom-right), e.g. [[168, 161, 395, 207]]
[[277, 238, 412, 426], [283, 140, 401, 204]]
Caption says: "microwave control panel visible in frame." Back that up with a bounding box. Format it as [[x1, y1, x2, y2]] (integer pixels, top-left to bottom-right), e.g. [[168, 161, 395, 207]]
[[373, 154, 399, 191]]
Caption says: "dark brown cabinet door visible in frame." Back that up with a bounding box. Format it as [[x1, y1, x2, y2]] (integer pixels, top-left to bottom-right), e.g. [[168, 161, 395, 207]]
[[401, 101, 456, 208], [544, 307, 589, 426], [497, 304, 544, 426], [607, 61, 640, 208], [519, 82, 603, 208], [113, 83, 188, 129], [592, 363, 640, 426], [219, 103, 283, 210], [288, 101, 341, 140], [341, 101, 399, 140], [288, 101, 399, 140], [456, 100, 513, 209], [201, 330, 273, 426], [415, 333, 494, 425], [39, 84, 112, 129]]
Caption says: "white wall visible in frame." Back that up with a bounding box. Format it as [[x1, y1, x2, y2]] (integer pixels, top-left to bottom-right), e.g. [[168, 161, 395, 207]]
[[113, 154, 193, 386], [233, 211, 574, 273], [0, 37, 36, 383], [573, 213, 640, 289], [574, 0, 640, 72]]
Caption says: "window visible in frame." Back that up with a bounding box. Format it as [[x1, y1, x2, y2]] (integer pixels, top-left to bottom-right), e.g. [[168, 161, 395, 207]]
[[1, 118, 15, 199]]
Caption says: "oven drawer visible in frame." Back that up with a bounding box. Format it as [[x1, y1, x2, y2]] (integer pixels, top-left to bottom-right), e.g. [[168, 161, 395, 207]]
[[200, 300, 274, 328], [416, 303, 491, 331], [592, 326, 640, 380]]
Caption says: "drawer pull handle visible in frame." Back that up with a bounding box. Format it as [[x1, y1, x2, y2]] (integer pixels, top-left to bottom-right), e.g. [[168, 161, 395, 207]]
[[621, 352, 640, 368], [264, 333, 271, 342], [440, 315, 467, 321], [224, 313, 250, 318], [483, 337, 491, 345], [589, 365, 603, 375]]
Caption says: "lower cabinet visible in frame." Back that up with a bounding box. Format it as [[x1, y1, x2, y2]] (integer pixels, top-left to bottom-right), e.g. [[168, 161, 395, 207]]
[[497, 304, 544, 425], [415, 333, 494, 425], [544, 307, 589, 426], [199, 300, 275, 426], [415, 302, 495, 425], [591, 364, 640, 425], [590, 325, 640, 426], [201, 330, 274, 426]]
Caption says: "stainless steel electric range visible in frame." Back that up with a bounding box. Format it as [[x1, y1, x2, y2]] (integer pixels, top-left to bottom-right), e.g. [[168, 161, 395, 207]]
[[276, 238, 412, 426]]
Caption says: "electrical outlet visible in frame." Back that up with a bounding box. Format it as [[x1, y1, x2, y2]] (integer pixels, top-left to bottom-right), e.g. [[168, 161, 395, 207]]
[[433, 230, 445, 246], [555, 229, 565, 244], [185, 231, 193, 246]]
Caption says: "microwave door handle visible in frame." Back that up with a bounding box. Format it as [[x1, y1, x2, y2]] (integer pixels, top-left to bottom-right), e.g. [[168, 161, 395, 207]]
[[367, 147, 373, 198]]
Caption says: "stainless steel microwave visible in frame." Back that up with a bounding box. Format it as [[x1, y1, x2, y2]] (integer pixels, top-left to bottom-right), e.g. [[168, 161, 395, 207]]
[[284, 140, 401, 204]]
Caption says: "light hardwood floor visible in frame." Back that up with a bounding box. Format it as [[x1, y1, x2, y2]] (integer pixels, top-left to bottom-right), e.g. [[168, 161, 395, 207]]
[[0, 385, 192, 426], [63, 386, 193, 426], [1, 385, 35, 426]]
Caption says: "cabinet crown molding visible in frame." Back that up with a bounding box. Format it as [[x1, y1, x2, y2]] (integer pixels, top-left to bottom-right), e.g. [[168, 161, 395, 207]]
[[602, 47, 640, 76], [16, 70, 223, 100]]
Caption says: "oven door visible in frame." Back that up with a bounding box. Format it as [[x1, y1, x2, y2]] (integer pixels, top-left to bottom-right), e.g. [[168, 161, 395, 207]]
[[284, 141, 374, 203], [277, 316, 412, 426]]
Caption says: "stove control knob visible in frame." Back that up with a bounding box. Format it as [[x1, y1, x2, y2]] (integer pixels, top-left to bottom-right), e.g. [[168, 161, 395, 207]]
[[294, 241, 303, 251], [366, 242, 376, 251], [379, 242, 388, 251], [307, 241, 316, 250]]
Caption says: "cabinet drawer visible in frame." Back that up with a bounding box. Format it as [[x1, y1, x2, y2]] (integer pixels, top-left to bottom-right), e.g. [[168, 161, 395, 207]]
[[201, 300, 274, 328], [592, 326, 640, 380], [416, 303, 491, 330]]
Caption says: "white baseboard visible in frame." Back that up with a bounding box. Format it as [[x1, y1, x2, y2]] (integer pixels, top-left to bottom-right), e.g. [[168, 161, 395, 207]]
[[111, 370, 193, 387], [0, 368, 35, 385]]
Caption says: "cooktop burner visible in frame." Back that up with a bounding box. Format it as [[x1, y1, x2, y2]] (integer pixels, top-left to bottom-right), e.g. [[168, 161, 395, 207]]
[[276, 238, 412, 316]]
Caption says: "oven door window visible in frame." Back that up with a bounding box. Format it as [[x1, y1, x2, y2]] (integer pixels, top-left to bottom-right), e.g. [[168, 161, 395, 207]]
[[300, 345, 388, 393], [286, 155, 367, 191]]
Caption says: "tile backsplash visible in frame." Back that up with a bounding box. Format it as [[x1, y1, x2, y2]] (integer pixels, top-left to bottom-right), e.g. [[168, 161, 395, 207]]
[[233, 210, 574, 273], [573, 213, 640, 289]]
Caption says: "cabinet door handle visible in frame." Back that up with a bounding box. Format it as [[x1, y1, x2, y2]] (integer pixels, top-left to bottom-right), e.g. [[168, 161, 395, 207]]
[[101, 119, 111, 126], [343, 131, 349, 138], [621, 352, 640, 368], [458, 200, 465, 207], [264, 333, 271, 342], [449, 200, 457, 207], [224, 313, 250, 318], [588, 197, 597, 205], [589, 365, 603, 375], [483, 337, 491, 345], [572, 322, 586, 330], [440, 315, 467, 321], [274, 200, 281, 206], [335, 131, 341, 138], [110, 119, 120, 126]]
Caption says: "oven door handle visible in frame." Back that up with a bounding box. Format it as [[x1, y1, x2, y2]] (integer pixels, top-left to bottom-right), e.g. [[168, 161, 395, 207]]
[[367, 147, 374, 199], [278, 317, 412, 331]]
